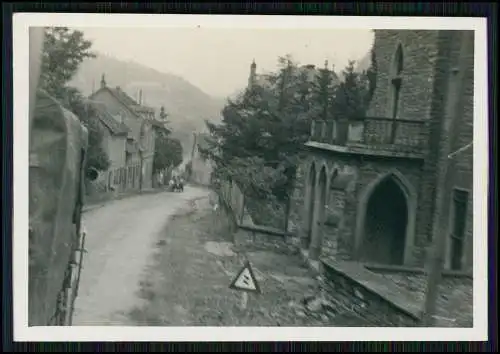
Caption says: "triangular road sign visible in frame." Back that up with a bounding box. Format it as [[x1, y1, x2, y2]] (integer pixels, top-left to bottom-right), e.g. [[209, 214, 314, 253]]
[[229, 261, 261, 294]]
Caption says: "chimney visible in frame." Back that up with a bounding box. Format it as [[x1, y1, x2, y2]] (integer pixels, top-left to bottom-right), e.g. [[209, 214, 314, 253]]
[[139, 89, 143, 105]]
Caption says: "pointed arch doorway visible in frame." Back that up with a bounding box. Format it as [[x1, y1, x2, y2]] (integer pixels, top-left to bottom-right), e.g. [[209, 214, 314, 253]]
[[354, 171, 417, 266]]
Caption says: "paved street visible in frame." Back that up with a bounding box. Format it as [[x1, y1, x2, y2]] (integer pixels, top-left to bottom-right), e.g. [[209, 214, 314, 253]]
[[72, 185, 346, 326]]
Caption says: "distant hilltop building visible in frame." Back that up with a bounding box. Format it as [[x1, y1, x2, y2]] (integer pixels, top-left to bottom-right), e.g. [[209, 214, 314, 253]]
[[246, 59, 340, 92]]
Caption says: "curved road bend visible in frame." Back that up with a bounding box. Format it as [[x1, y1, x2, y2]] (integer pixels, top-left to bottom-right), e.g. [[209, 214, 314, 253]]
[[72, 186, 210, 325]]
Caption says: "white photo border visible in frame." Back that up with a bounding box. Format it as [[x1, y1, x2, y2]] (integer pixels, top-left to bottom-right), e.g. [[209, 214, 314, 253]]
[[12, 13, 489, 342]]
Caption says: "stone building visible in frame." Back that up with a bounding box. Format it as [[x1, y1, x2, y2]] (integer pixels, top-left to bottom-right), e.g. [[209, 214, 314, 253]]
[[85, 100, 129, 172], [297, 30, 474, 271], [190, 133, 214, 186], [89, 74, 158, 189]]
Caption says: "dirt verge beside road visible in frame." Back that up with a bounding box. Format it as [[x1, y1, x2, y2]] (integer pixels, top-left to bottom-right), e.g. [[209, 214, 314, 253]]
[[121, 194, 340, 326]]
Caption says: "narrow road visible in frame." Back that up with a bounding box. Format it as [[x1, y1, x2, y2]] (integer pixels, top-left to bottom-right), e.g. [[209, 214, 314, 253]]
[[72, 186, 210, 325]]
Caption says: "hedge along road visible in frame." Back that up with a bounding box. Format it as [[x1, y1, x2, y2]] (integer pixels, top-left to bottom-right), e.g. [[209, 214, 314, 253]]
[[72, 186, 210, 325]]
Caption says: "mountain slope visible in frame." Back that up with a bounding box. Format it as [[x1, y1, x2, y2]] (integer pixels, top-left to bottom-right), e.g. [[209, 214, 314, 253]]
[[70, 53, 225, 158]]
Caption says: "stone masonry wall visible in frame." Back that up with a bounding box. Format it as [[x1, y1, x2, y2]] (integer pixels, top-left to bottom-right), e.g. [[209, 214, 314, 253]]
[[367, 265, 473, 327], [433, 31, 475, 271], [233, 225, 298, 255], [367, 30, 440, 121], [361, 30, 472, 266], [457, 31, 474, 271], [366, 30, 442, 266], [298, 30, 474, 269], [319, 261, 420, 327], [302, 149, 425, 266]]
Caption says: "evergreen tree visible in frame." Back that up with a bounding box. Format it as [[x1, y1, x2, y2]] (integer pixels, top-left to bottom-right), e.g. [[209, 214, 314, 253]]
[[202, 54, 373, 216], [332, 60, 370, 120], [200, 56, 311, 203], [152, 107, 182, 173], [310, 61, 336, 122]]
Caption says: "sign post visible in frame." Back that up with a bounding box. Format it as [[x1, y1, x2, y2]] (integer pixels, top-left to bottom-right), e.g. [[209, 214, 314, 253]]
[[240, 292, 249, 310], [229, 260, 261, 311]]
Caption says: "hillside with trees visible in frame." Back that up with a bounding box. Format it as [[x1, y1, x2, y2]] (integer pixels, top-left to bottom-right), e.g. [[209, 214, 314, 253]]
[[69, 53, 225, 159]]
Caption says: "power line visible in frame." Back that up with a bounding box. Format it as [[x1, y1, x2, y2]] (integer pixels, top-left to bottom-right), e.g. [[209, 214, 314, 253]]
[[448, 141, 473, 159]]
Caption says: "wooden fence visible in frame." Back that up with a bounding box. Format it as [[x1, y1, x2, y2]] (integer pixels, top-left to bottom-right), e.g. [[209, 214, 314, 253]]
[[218, 178, 249, 225], [217, 178, 290, 231]]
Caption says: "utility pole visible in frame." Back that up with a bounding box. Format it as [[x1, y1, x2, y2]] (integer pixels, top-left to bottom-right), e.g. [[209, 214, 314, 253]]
[[421, 31, 469, 326]]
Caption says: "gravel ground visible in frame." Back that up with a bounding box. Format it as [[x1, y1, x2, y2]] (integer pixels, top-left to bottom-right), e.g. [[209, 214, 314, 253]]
[[120, 194, 347, 326]]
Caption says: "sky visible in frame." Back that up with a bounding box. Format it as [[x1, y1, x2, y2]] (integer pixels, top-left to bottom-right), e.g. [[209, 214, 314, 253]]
[[77, 27, 374, 98]]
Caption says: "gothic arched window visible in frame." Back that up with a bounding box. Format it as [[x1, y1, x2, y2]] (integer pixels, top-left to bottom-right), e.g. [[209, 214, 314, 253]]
[[388, 43, 404, 142], [389, 43, 404, 119]]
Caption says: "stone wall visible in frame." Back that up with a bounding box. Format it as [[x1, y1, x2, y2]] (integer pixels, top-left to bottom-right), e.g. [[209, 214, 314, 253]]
[[363, 30, 452, 266], [233, 224, 297, 255], [298, 30, 474, 269], [319, 260, 421, 327], [302, 150, 426, 266], [367, 30, 440, 121], [366, 264, 473, 327], [439, 31, 474, 269]]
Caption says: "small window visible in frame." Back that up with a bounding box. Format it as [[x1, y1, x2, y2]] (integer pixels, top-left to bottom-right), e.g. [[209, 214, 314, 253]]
[[389, 43, 404, 120], [450, 189, 469, 271]]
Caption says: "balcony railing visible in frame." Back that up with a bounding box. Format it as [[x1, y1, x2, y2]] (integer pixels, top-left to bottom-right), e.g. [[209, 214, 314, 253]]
[[309, 117, 426, 152]]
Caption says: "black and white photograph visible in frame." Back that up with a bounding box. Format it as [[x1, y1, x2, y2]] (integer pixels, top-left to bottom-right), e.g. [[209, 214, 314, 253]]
[[13, 13, 488, 342]]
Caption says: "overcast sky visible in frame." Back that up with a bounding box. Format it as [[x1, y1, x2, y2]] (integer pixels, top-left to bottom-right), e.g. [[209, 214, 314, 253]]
[[77, 27, 374, 98]]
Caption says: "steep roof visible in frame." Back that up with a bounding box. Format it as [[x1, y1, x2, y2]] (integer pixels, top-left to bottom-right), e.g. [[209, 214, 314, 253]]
[[85, 100, 129, 136], [110, 87, 156, 115], [92, 86, 156, 118], [110, 87, 137, 105]]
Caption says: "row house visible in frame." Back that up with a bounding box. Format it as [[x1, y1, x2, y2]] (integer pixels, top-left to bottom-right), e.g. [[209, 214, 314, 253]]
[[298, 30, 474, 272], [89, 74, 163, 191]]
